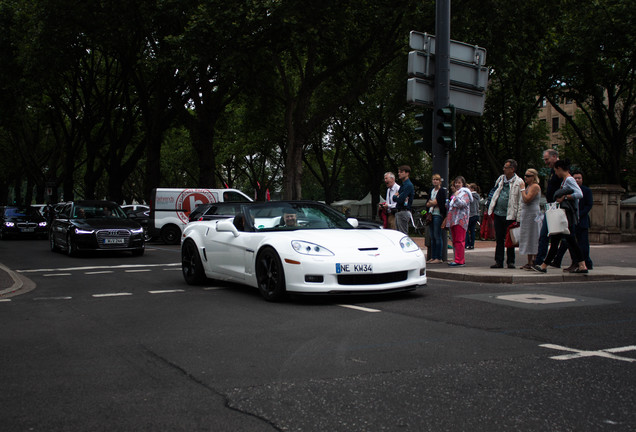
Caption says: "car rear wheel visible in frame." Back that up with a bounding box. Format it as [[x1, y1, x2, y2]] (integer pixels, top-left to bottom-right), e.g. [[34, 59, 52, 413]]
[[161, 225, 181, 245], [181, 240, 206, 285], [256, 247, 286, 301], [66, 233, 77, 257]]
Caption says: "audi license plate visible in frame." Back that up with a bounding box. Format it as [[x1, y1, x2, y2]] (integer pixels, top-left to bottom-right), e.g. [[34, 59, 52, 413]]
[[104, 238, 126, 245], [336, 263, 373, 274]]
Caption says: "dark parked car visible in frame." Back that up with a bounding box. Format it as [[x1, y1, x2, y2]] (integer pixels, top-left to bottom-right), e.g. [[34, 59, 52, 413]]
[[0, 206, 49, 239], [49, 200, 145, 256]]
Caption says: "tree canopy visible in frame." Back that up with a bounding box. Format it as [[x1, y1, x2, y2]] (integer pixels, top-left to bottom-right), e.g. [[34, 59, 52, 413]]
[[0, 0, 633, 206]]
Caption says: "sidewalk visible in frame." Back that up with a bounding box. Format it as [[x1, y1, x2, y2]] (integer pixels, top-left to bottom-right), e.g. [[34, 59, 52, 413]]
[[414, 238, 636, 284], [1, 241, 635, 297]]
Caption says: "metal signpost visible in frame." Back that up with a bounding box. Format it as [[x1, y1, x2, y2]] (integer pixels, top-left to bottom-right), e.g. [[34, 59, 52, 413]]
[[407, 0, 489, 260]]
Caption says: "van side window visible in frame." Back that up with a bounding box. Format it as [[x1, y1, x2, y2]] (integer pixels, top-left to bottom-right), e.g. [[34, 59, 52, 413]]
[[223, 192, 247, 202]]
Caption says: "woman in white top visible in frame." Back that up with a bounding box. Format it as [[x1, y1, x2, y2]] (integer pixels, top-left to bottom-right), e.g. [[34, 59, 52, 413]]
[[534, 160, 588, 274]]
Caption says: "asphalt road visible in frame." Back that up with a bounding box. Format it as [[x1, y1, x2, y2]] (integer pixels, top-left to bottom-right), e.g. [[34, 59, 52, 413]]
[[1, 239, 635, 431]]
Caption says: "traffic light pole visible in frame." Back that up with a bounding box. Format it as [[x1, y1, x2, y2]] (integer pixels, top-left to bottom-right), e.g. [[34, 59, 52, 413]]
[[433, 0, 451, 261], [432, 0, 451, 189]]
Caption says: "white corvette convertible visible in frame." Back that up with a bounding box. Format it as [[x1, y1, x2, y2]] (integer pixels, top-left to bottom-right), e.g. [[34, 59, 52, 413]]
[[181, 201, 426, 301]]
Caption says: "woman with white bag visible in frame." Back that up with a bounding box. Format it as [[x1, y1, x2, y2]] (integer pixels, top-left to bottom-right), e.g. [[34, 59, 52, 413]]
[[533, 160, 589, 274]]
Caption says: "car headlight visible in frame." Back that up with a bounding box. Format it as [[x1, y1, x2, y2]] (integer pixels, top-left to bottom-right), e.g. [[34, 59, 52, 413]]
[[5, 222, 14, 227], [400, 236, 420, 252], [74, 228, 95, 235], [130, 227, 144, 234], [38, 222, 47, 227], [291, 240, 334, 256]]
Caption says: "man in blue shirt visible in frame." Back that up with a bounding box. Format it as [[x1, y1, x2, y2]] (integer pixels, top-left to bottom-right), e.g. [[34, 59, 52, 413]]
[[394, 165, 415, 234]]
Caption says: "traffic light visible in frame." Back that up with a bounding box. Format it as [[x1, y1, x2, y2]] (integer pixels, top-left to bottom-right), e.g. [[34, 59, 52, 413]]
[[436, 105, 456, 149], [414, 110, 433, 153]]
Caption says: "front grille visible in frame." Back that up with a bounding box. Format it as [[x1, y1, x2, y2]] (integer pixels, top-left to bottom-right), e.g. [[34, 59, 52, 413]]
[[17, 222, 38, 229], [337, 271, 408, 286], [96, 229, 131, 248]]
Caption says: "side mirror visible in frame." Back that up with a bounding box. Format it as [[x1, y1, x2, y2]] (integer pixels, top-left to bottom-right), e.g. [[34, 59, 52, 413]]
[[216, 219, 240, 237], [347, 218, 359, 228]]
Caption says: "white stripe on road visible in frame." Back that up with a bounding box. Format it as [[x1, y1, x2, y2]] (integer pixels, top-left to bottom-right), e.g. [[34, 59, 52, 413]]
[[0, 299, 11, 302], [164, 268, 181, 271], [92, 293, 133, 298], [85, 271, 114, 275], [43, 273, 72, 277], [125, 269, 151, 273], [33, 297, 72, 301], [17, 263, 180, 273], [337, 304, 381, 313], [148, 289, 185, 294]]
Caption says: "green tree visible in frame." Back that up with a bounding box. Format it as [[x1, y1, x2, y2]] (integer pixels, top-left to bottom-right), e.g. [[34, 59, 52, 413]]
[[545, 0, 636, 189]]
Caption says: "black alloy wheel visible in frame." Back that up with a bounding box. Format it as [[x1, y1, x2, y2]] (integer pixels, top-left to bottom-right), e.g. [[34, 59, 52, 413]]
[[161, 225, 181, 245], [256, 247, 286, 301], [181, 239, 206, 285]]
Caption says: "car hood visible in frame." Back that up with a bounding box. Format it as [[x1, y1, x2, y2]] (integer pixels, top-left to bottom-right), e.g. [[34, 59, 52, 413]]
[[71, 218, 142, 230], [279, 229, 406, 254]]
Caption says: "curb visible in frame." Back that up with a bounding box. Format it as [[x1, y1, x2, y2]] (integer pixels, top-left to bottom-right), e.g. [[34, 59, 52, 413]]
[[426, 266, 636, 284], [0, 263, 28, 298]]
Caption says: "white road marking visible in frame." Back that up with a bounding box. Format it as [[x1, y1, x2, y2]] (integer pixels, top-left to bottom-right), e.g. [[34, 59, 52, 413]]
[[125, 269, 151, 273], [164, 268, 181, 271], [33, 297, 72, 301], [540, 344, 636, 362], [203, 287, 224, 291], [85, 271, 114, 275], [92, 293, 133, 298], [17, 263, 180, 273], [148, 289, 185, 294], [0, 299, 11, 302], [43, 273, 72, 277], [337, 304, 381, 313]]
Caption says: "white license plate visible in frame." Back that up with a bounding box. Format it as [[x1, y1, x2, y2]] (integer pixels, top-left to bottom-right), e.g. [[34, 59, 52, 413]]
[[21, 228, 35, 233], [104, 238, 126, 244], [336, 263, 373, 274]]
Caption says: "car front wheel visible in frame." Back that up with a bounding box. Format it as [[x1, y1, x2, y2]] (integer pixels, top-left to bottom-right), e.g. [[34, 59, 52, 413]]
[[256, 247, 286, 301], [181, 239, 206, 285]]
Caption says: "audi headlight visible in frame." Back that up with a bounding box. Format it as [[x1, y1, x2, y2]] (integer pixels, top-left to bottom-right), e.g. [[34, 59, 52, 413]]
[[74, 228, 94, 235], [291, 240, 334, 256], [131, 227, 144, 234], [400, 236, 420, 253]]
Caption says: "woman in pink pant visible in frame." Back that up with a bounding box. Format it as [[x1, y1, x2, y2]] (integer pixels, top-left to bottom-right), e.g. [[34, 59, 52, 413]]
[[444, 176, 473, 267]]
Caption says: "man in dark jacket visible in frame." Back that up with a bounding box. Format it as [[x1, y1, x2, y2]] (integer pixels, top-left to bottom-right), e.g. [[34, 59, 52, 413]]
[[552, 170, 594, 270]]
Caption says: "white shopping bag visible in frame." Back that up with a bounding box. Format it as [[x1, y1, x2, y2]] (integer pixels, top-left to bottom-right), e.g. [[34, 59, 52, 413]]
[[545, 203, 569, 236]]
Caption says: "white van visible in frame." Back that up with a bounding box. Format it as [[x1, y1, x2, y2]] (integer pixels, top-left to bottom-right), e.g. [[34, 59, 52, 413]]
[[149, 188, 252, 244]]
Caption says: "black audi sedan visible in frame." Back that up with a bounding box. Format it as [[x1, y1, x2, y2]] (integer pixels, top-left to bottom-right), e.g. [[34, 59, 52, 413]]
[[0, 206, 49, 240], [49, 200, 145, 256]]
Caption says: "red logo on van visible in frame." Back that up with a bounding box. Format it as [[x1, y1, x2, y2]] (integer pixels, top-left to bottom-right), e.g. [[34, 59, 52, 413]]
[[175, 189, 218, 224]]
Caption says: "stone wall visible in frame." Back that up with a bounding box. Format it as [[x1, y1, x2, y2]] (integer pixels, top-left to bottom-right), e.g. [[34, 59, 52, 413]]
[[589, 184, 624, 244]]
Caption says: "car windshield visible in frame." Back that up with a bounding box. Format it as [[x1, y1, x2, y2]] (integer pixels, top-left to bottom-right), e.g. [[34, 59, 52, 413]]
[[72, 203, 127, 219], [246, 202, 353, 231], [4, 207, 42, 219]]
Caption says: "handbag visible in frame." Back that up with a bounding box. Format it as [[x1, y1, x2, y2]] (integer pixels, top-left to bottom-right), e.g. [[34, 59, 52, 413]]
[[545, 203, 570, 236], [505, 222, 520, 248], [425, 212, 433, 225]]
